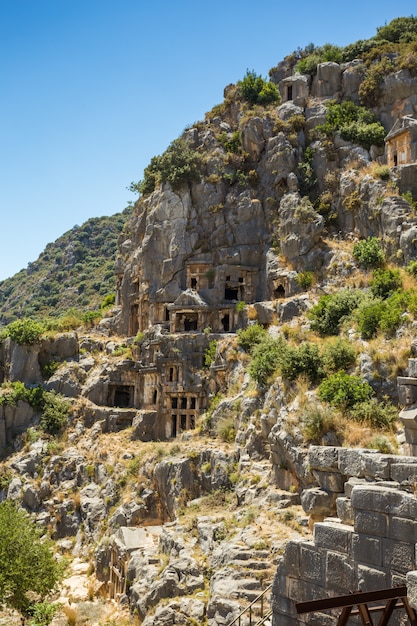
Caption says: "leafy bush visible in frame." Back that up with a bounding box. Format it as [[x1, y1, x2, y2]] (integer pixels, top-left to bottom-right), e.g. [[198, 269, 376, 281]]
[[318, 372, 374, 409], [249, 336, 286, 386], [82, 310, 102, 328], [101, 293, 116, 309], [308, 289, 363, 335], [0, 382, 44, 409], [340, 121, 386, 150], [358, 56, 395, 107], [216, 416, 236, 443], [370, 268, 401, 299], [300, 404, 338, 443], [219, 130, 241, 153], [322, 338, 357, 373], [407, 260, 417, 278], [204, 340, 217, 367], [295, 43, 343, 75], [237, 323, 267, 353], [356, 291, 405, 339], [296, 271, 315, 290], [0, 499, 62, 615], [133, 137, 203, 195], [367, 434, 394, 453], [317, 100, 385, 149], [3, 319, 45, 345], [356, 298, 385, 339], [349, 397, 397, 429], [28, 601, 58, 626], [40, 392, 71, 435], [237, 70, 280, 105], [376, 17, 417, 44], [352, 237, 385, 268], [279, 342, 324, 383]]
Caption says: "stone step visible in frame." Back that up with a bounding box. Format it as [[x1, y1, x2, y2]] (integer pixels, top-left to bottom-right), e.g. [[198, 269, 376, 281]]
[[229, 559, 271, 570]]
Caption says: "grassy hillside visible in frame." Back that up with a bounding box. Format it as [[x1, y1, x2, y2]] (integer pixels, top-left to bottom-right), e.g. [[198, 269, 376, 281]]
[[0, 209, 131, 325]]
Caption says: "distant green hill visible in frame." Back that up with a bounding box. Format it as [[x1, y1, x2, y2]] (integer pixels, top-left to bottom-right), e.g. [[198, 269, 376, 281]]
[[0, 209, 131, 325]]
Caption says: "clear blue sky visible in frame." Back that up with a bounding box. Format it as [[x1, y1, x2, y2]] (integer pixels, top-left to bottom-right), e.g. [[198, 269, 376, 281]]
[[0, 0, 415, 281]]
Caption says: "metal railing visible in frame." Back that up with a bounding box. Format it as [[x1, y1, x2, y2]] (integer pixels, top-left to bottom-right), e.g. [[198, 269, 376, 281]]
[[228, 583, 273, 626]]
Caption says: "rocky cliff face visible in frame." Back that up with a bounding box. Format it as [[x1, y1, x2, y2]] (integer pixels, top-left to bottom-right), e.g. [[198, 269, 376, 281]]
[[3, 25, 417, 626]]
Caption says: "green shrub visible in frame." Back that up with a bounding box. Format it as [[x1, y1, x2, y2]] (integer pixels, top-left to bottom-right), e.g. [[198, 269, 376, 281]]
[[318, 372, 374, 409], [317, 100, 385, 149], [219, 130, 241, 153], [216, 416, 236, 442], [370, 268, 401, 299], [82, 310, 102, 328], [352, 237, 385, 268], [296, 271, 315, 290], [349, 397, 397, 429], [308, 289, 363, 335], [4, 319, 45, 345], [28, 601, 58, 626], [279, 342, 324, 383], [204, 340, 217, 368], [133, 137, 203, 195], [340, 121, 386, 150], [40, 392, 71, 436], [300, 404, 338, 443], [358, 57, 395, 107], [376, 17, 417, 44], [237, 323, 267, 353], [237, 70, 280, 105], [367, 434, 394, 453], [249, 336, 286, 386], [101, 293, 116, 309], [356, 291, 405, 339], [356, 298, 385, 339], [0, 382, 44, 409], [407, 260, 417, 278], [322, 338, 357, 373]]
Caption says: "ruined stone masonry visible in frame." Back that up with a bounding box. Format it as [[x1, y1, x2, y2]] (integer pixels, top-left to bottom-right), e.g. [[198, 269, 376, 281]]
[[272, 447, 417, 624]]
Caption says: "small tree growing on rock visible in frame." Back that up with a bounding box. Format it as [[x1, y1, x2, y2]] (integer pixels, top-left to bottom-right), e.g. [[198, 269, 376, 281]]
[[0, 500, 62, 618]]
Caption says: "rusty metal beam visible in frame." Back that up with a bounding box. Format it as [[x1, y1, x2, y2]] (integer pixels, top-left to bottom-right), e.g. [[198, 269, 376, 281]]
[[295, 586, 408, 614]]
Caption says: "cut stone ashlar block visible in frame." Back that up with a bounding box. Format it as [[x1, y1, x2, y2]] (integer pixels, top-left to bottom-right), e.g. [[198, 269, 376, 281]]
[[352, 533, 383, 567], [308, 445, 340, 471], [314, 521, 353, 554], [351, 485, 417, 518], [354, 510, 388, 537]]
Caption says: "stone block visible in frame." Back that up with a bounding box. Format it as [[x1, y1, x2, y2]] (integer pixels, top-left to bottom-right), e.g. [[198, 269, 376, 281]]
[[300, 544, 324, 583], [407, 570, 417, 611], [283, 540, 301, 578], [354, 510, 388, 537], [356, 564, 389, 590], [271, 593, 296, 619], [383, 538, 416, 573], [338, 449, 369, 477], [314, 521, 353, 553], [352, 533, 383, 567], [312, 470, 346, 493], [305, 614, 337, 626], [351, 485, 415, 516], [288, 578, 326, 604], [308, 446, 340, 471], [300, 487, 338, 517], [390, 462, 417, 486], [388, 515, 417, 543], [360, 454, 392, 480], [325, 551, 355, 593], [336, 497, 353, 525], [344, 477, 367, 497]]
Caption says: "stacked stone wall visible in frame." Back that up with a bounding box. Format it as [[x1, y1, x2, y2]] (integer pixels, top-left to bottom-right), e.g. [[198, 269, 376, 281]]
[[272, 446, 417, 625]]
